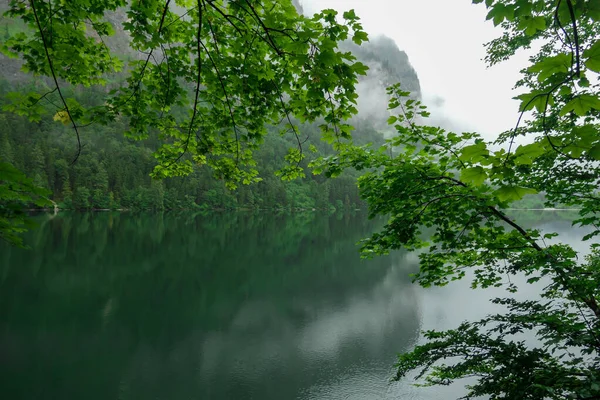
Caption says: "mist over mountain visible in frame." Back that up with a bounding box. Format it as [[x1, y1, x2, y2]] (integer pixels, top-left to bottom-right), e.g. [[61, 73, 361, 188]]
[[292, 0, 305, 15], [341, 36, 421, 130], [293, 1, 420, 129]]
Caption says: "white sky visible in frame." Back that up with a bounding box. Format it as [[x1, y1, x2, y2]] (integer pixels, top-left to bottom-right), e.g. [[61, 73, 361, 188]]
[[301, 0, 532, 138]]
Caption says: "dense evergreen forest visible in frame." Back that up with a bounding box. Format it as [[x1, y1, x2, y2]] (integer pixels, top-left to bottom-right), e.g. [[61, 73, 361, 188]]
[[0, 4, 420, 211], [0, 84, 377, 211]]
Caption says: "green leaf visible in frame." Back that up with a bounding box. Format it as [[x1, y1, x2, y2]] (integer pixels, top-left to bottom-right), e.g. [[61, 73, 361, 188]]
[[342, 9, 358, 21], [563, 144, 586, 158], [587, 144, 600, 160], [493, 185, 538, 202], [459, 142, 489, 163], [572, 124, 599, 147], [560, 125, 599, 157], [351, 61, 369, 76], [352, 31, 369, 45], [578, 75, 591, 88], [527, 53, 571, 82], [560, 95, 600, 116], [461, 166, 488, 186], [583, 39, 600, 73], [516, 91, 552, 113], [514, 3, 533, 18], [486, 3, 515, 25], [558, 85, 572, 96], [518, 16, 546, 36], [514, 142, 546, 165], [589, 0, 600, 22]]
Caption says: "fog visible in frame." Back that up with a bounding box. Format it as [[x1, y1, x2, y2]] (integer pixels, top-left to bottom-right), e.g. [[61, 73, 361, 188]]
[[300, 0, 532, 140]]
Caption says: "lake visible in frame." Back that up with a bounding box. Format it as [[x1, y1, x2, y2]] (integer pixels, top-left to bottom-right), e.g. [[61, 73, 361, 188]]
[[0, 211, 583, 399]]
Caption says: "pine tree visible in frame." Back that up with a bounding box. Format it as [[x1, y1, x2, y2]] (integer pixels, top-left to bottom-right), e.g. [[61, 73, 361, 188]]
[[61, 177, 73, 209], [0, 117, 13, 163], [73, 187, 90, 209]]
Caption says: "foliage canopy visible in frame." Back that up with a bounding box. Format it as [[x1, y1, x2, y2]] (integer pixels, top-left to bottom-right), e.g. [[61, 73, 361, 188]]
[[1, 0, 368, 185], [0, 0, 370, 246]]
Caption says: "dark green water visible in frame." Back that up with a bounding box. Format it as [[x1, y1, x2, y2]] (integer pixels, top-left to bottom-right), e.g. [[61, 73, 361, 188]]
[[0, 212, 424, 400]]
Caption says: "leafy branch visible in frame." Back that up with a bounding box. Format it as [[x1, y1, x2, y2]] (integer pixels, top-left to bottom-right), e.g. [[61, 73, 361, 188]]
[[29, 0, 82, 164]]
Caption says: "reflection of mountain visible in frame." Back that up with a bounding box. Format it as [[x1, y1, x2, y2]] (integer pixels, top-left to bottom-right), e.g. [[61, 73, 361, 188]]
[[196, 262, 420, 400], [0, 212, 421, 400]]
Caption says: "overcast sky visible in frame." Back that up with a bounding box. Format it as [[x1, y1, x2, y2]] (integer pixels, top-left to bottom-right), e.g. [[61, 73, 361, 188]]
[[301, 0, 531, 138]]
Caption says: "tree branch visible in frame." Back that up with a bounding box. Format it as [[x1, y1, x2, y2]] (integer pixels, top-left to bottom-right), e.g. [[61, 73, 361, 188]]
[[30, 0, 82, 164]]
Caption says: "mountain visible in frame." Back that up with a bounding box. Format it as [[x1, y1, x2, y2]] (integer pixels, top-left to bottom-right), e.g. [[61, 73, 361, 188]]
[[292, 1, 420, 129], [343, 35, 421, 97], [292, 0, 305, 15], [342, 36, 421, 130]]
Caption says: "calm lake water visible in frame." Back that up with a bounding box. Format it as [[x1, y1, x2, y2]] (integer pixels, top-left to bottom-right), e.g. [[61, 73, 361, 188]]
[[0, 211, 584, 399]]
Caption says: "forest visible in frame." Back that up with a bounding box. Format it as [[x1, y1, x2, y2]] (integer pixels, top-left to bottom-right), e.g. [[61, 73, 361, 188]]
[[0, 84, 373, 211]]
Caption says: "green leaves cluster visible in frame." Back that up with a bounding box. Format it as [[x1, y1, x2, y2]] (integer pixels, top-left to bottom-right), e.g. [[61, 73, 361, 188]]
[[480, 0, 600, 123], [2, 0, 369, 188]]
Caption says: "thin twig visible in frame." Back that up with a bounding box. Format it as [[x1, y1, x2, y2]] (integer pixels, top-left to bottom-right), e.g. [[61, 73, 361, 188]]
[[241, 0, 282, 55], [564, 0, 580, 77]]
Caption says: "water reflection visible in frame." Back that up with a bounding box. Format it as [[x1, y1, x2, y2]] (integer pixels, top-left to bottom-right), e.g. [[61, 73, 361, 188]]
[[0, 212, 420, 400], [1, 210, 580, 399]]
